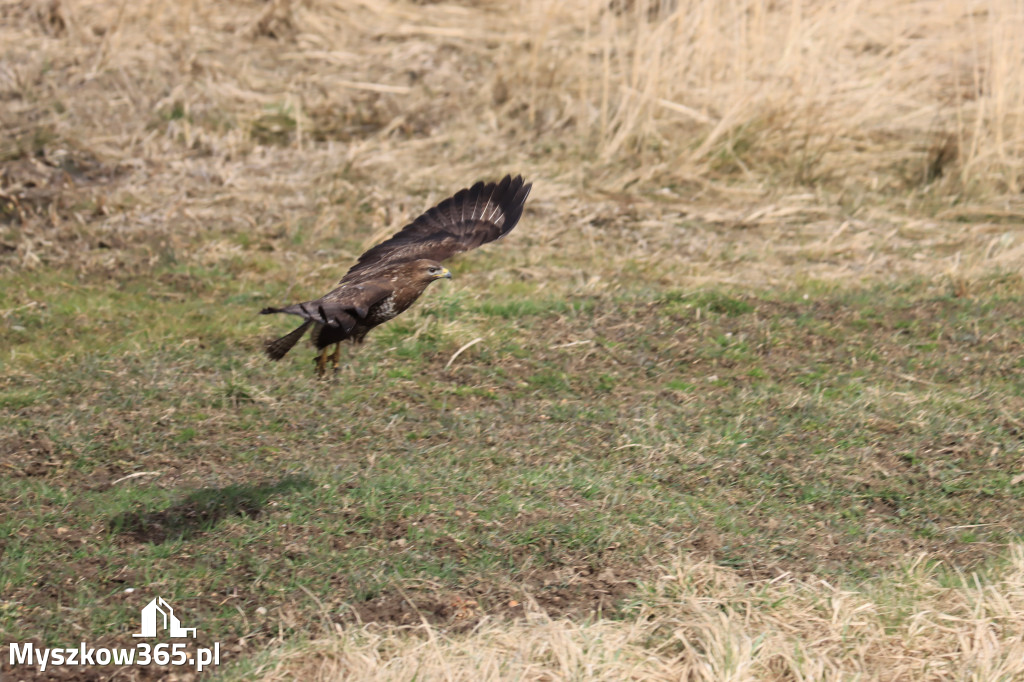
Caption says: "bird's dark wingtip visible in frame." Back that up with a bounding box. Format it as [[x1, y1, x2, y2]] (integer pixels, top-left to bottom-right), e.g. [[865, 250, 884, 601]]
[[260, 307, 279, 315], [495, 174, 531, 235]]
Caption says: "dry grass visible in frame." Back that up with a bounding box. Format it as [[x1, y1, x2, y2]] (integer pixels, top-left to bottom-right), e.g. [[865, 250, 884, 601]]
[[234, 546, 1024, 681], [545, 0, 1024, 198], [3, 0, 1023, 309]]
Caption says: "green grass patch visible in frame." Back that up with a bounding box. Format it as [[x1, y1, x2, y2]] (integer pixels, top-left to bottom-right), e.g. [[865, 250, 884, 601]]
[[3, 268, 1024, 659]]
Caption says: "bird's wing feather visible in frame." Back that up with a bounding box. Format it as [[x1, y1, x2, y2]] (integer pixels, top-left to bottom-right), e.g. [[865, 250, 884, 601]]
[[341, 174, 532, 282]]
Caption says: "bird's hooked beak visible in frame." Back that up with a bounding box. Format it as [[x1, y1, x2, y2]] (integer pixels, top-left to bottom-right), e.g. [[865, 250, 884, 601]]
[[435, 266, 452, 280]]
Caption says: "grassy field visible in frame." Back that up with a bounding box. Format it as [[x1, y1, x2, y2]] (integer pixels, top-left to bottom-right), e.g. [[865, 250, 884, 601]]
[[3, 0, 1024, 679]]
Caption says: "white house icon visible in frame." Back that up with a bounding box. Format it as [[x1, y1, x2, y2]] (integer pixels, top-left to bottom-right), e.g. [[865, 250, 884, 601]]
[[133, 597, 197, 638]]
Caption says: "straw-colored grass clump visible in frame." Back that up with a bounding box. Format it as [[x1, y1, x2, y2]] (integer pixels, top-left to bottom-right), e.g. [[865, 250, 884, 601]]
[[238, 547, 1024, 681]]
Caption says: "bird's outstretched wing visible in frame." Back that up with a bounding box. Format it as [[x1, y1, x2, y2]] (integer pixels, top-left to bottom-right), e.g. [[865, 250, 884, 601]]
[[342, 174, 532, 282]]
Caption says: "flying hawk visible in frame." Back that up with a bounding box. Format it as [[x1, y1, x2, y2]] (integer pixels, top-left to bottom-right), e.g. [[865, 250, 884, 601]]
[[260, 174, 532, 376]]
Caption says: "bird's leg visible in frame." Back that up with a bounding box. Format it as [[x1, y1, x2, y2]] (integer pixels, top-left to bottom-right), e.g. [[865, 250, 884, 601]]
[[315, 347, 329, 379], [329, 343, 342, 374]]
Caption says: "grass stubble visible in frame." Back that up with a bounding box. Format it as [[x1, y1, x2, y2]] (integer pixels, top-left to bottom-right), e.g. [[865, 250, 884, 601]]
[[2, 0, 1024, 679]]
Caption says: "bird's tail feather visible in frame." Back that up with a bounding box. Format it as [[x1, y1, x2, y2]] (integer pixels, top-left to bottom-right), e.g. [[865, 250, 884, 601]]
[[264, 320, 312, 361]]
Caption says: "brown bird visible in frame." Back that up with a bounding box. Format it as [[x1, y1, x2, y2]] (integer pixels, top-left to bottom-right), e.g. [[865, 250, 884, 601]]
[[260, 174, 532, 376]]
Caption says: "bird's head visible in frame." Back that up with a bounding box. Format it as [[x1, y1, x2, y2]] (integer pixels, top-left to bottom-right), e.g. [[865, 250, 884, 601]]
[[413, 259, 452, 282]]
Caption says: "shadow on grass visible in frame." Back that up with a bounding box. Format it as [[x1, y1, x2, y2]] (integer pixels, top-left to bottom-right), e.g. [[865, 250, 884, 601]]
[[108, 475, 313, 544]]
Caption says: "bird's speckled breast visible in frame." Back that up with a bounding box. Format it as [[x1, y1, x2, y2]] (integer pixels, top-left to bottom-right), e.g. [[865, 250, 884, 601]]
[[366, 294, 399, 324]]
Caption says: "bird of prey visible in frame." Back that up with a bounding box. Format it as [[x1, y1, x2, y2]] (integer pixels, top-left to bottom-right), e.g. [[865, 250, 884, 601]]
[[260, 174, 532, 376]]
